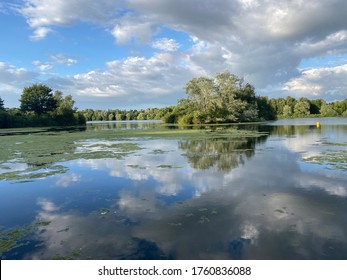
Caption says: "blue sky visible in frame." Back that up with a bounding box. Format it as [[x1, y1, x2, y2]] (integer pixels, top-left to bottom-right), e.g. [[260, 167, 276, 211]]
[[1, 0, 347, 109]]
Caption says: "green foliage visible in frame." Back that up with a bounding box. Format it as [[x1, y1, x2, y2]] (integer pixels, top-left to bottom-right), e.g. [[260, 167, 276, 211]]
[[0, 110, 10, 128], [80, 80, 346, 125], [52, 94, 78, 125], [1, 76, 347, 129], [256, 96, 277, 120], [137, 112, 145, 120], [282, 105, 293, 118], [0, 221, 52, 257], [0, 96, 4, 109], [294, 97, 310, 117], [320, 103, 339, 117], [0, 84, 85, 128], [178, 71, 260, 123], [309, 99, 324, 114], [20, 84, 57, 115]]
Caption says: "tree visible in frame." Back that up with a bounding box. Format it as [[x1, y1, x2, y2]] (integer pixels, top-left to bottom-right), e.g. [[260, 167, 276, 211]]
[[275, 98, 286, 116], [256, 96, 276, 120], [0, 97, 9, 128], [20, 84, 57, 115], [309, 99, 324, 114], [0, 96, 4, 110], [55, 94, 75, 116], [285, 96, 296, 107], [185, 76, 216, 116], [183, 71, 259, 123], [106, 113, 113, 121], [82, 109, 94, 121], [53, 90, 63, 105], [137, 112, 145, 120], [52, 94, 77, 125], [320, 103, 338, 117], [115, 113, 123, 121], [332, 100, 347, 115], [341, 99, 347, 117], [282, 105, 293, 118], [294, 97, 310, 117]]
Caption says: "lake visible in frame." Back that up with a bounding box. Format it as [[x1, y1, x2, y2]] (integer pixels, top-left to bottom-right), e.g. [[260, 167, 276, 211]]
[[1, 118, 347, 259]]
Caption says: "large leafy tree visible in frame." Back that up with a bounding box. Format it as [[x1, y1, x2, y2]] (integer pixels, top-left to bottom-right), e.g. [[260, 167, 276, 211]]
[[185, 77, 216, 113], [182, 71, 259, 123], [20, 84, 57, 115]]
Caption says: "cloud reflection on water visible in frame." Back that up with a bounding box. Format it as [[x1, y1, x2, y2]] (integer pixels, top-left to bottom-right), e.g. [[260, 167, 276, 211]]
[[25, 125, 347, 259], [2, 120, 347, 259]]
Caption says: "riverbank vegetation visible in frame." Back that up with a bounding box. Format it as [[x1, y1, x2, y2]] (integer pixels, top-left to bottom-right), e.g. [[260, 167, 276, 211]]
[[0, 84, 85, 128], [80, 71, 347, 124], [80, 95, 347, 124], [1, 71, 346, 128]]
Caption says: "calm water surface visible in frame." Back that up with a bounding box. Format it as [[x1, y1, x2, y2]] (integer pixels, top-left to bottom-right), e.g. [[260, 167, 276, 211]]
[[1, 118, 347, 259]]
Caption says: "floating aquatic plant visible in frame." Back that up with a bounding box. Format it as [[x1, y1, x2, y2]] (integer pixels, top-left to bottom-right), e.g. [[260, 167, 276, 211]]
[[0, 221, 51, 257], [302, 151, 347, 171]]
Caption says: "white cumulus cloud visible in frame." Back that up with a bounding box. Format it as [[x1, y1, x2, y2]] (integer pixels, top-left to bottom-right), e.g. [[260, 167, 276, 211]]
[[283, 65, 347, 100], [152, 38, 180, 52], [7, 0, 347, 107], [20, 0, 124, 39]]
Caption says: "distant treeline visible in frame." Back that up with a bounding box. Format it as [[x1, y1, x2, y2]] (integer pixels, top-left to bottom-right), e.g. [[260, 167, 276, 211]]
[[81, 71, 347, 124], [0, 84, 85, 128], [80, 96, 347, 124], [1, 72, 346, 129]]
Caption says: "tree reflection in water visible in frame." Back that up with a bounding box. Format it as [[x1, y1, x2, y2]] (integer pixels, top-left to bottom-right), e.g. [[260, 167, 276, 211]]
[[179, 135, 268, 171]]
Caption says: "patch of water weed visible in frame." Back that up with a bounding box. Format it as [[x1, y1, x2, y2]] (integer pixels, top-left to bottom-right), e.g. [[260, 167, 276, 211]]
[[52, 249, 82, 260], [0, 221, 51, 257], [34, 221, 51, 227], [322, 142, 347, 147], [129, 126, 268, 141], [76, 142, 142, 154], [150, 149, 168, 154], [0, 165, 67, 182], [157, 164, 182, 169], [0, 239, 16, 256], [302, 150, 347, 171], [92, 208, 113, 218], [6, 228, 25, 239], [127, 164, 147, 169], [0, 129, 142, 181], [0, 125, 267, 181]]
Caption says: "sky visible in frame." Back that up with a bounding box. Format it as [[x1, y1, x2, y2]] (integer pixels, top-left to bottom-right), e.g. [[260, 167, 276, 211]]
[[1, 0, 347, 110]]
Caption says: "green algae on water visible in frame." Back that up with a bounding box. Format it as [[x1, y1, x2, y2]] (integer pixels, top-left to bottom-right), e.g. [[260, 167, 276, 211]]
[[157, 164, 182, 169], [0, 220, 52, 257], [302, 150, 347, 171], [34, 221, 51, 227], [92, 208, 113, 218], [52, 249, 83, 260], [0, 239, 16, 255], [0, 124, 268, 181]]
